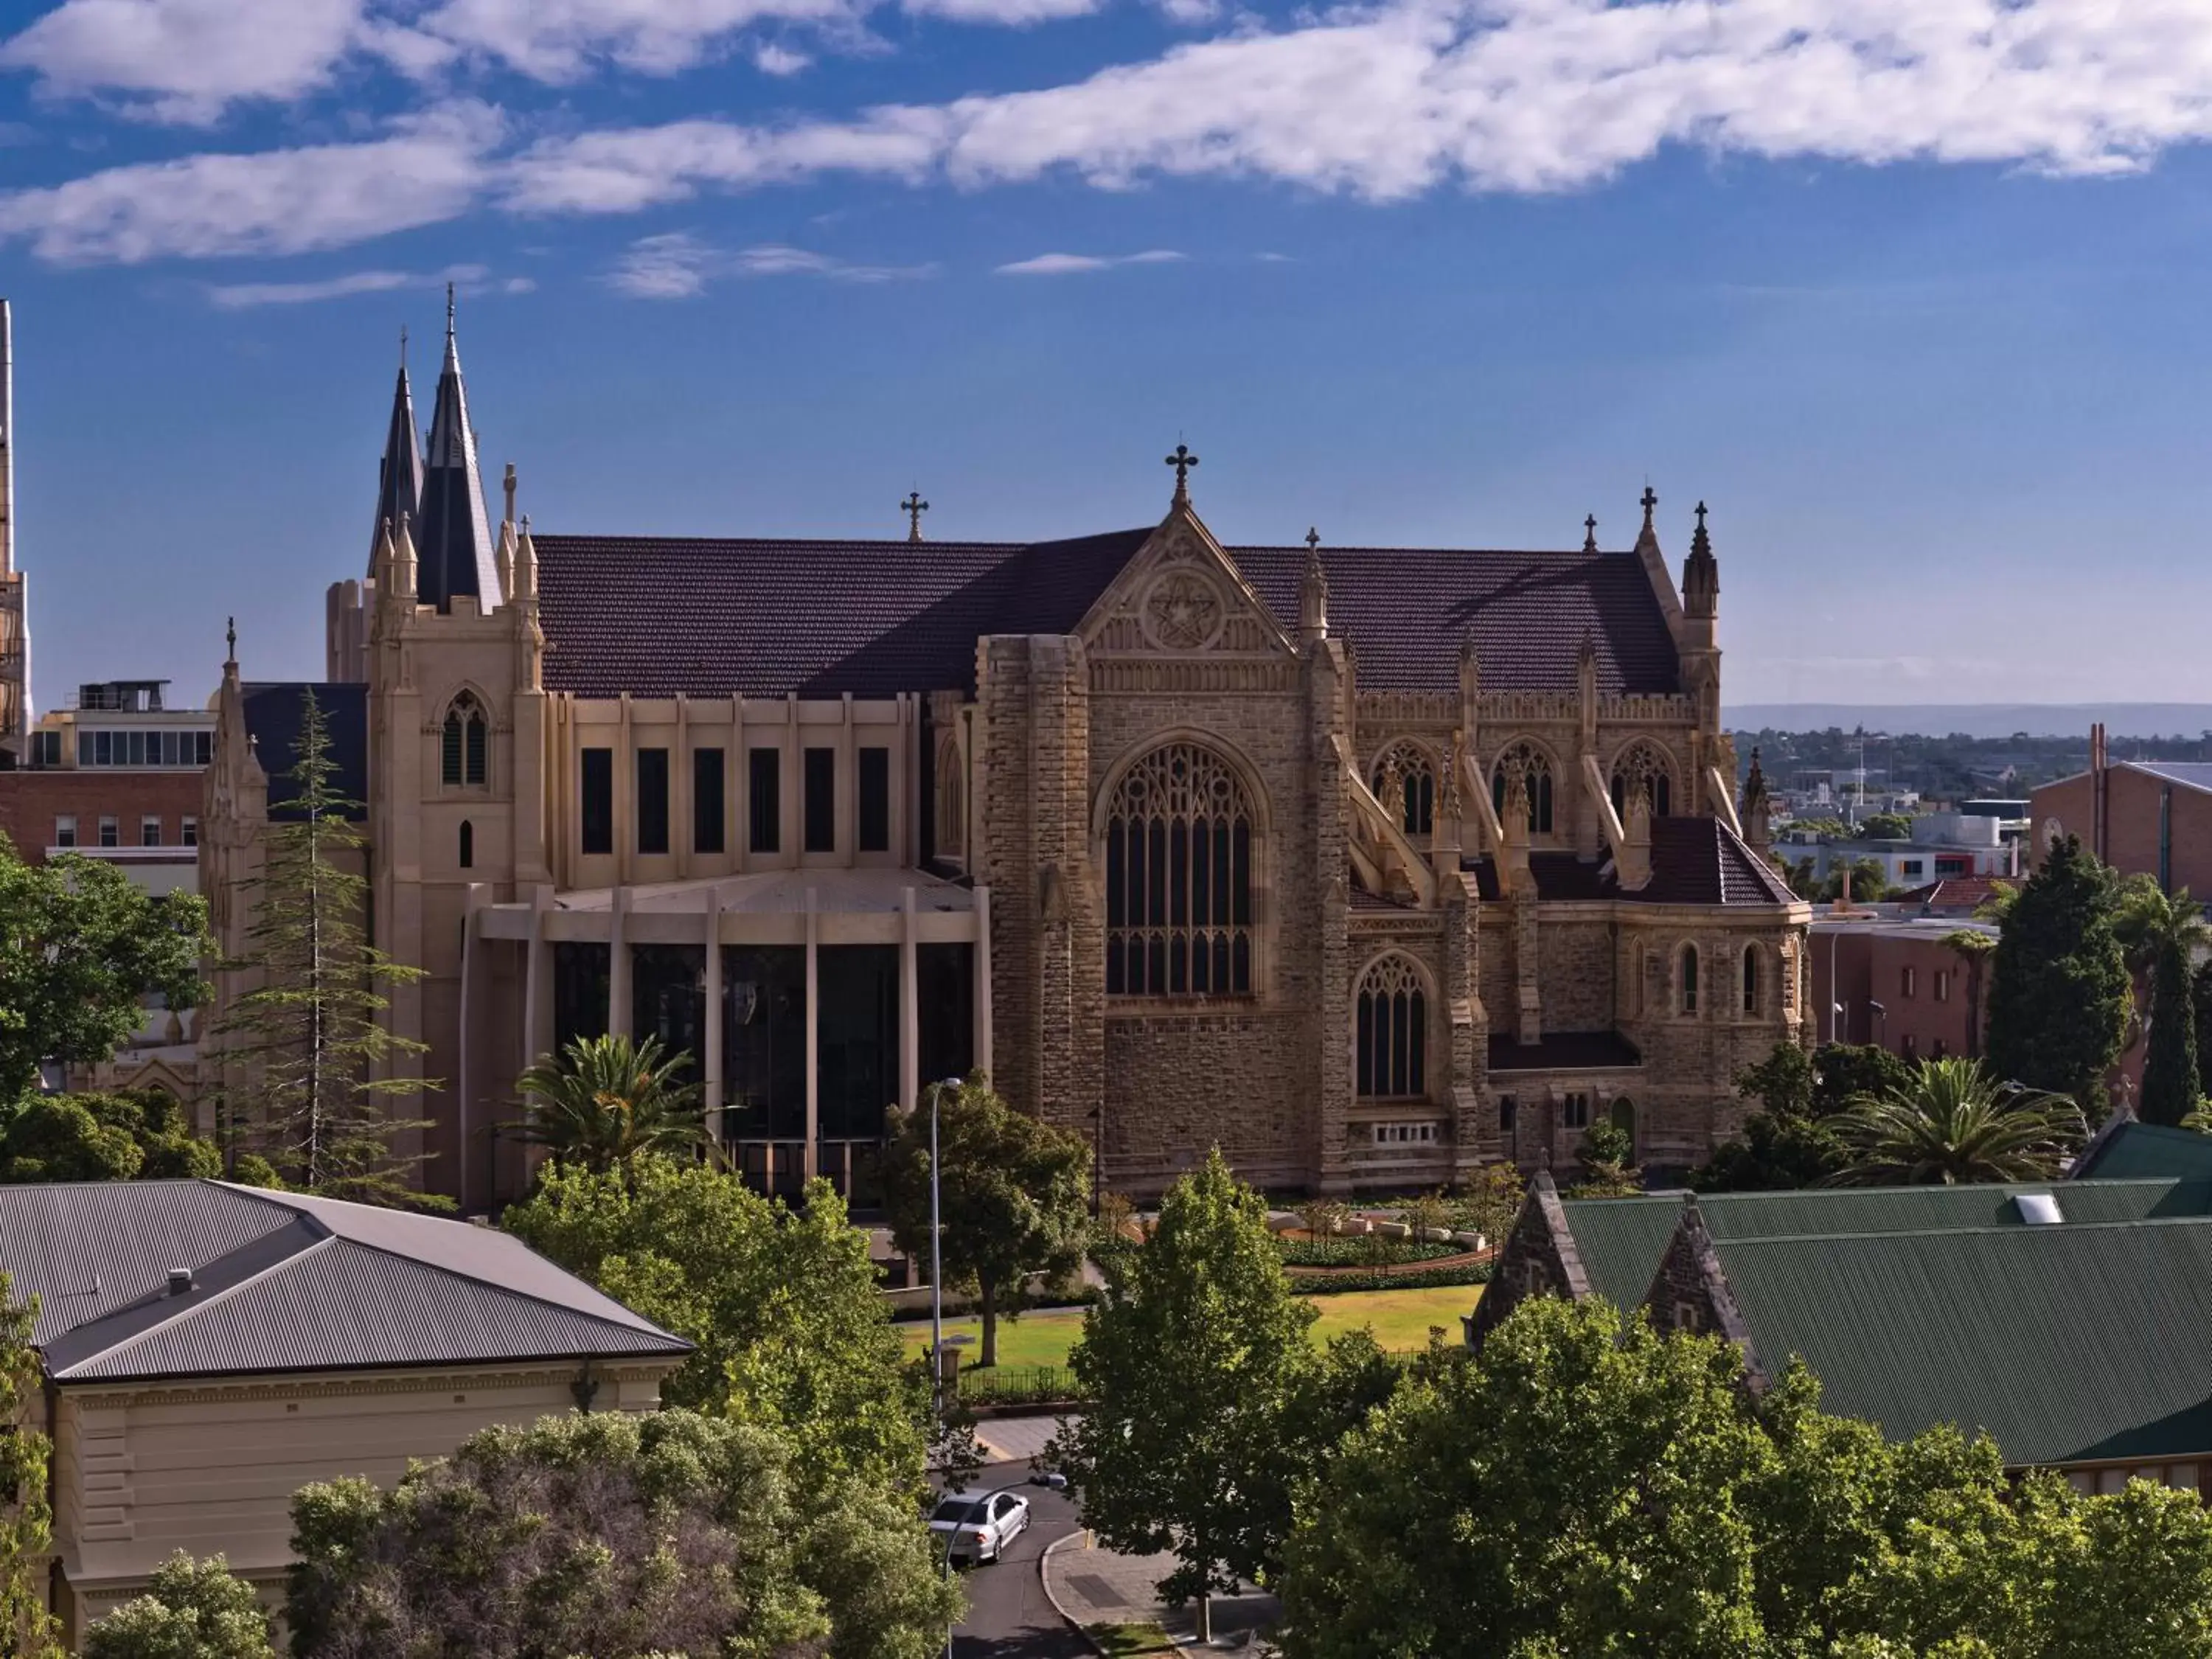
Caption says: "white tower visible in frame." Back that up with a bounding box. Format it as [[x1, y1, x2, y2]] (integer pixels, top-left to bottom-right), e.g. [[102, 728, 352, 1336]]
[[0, 299, 29, 768]]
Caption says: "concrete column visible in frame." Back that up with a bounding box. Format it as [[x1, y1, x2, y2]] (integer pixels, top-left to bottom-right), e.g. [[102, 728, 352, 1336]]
[[973, 884, 993, 1083], [609, 887, 632, 1039], [900, 886, 919, 1113], [804, 886, 819, 1179], [703, 885, 724, 1140], [522, 889, 549, 1071]]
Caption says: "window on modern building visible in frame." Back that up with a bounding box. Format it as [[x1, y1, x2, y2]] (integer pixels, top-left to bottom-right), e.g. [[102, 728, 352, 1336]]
[[1371, 744, 1436, 838], [580, 748, 613, 855], [459, 819, 474, 869], [30, 730, 58, 768], [1680, 945, 1700, 1015], [141, 816, 161, 847], [1741, 944, 1759, 1015], [1492, 742, 1555, 835], [195, 731, 212, 766], [693, 747, 726, 855], [636, 747, 671, 855], [1936, 856, 1970, 876], [1932, 1038, 1948, 1059], [442, 693, 488, 787], [181, 816, 198, 848], [749, 748, 782, 853], [1498, 1093, 1517, 1133], [53, 815, 76, 849], [802, 747, 836, 853], [98, 815, 119, 848], [1104, 740, 1256, 996], [1902, 1033, 1917, 1058], [1901, 965, 1916, 998], [93, 731, 111, 766], [1562, 1091, 1591, 1130], [126, 731, 145, 767], [1355, 956, 1427, 1098], [1901, 858, 1925, 877], [858, 745, 891, 853], [1935, 970, 1951, 1003]]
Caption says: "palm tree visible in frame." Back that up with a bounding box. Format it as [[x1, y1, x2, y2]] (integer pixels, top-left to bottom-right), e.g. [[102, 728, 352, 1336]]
[[1826, 1057, 2083, 1186], [509, 1034, 706, 1172], [2114, 880, 2211, 1126]]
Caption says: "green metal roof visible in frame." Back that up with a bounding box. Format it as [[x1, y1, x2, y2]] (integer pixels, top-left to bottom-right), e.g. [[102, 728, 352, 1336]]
[[2073, 1122, 2212, 1183], [1714, 1220, 2212, 1466], [1556, 1179, 2212, 1314]]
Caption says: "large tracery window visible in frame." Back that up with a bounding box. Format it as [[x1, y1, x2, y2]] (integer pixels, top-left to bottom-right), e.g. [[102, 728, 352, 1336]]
[[1371, 744, 1437, 838], [1610, 741, 1674, 819], [1355, 956, 1427, 1099], [442, 692, 488, 788], [1492, 742, 1555, 835], [1105, 742, 1255, 997]]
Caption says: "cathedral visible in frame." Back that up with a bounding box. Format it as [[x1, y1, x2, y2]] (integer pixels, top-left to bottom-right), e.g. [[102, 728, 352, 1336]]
[[204, 302, 1811, 1213]]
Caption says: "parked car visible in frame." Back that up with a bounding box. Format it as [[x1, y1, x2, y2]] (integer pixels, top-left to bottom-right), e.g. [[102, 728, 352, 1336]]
[[929, 1489, 1030, 1566]]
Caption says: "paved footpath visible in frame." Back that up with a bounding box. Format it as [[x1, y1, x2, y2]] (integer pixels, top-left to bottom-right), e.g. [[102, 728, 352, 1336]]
[[1043, 1530, 1280, 1649]]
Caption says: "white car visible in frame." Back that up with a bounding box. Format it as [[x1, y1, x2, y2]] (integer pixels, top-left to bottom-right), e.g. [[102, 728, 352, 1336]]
[[929, 1489, 1030, 1566]]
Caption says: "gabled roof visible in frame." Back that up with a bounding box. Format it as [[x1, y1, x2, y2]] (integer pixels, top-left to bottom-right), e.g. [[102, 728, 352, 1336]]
[[0, 1181, 688, 1385], [531, 529, 1682, 700], [2073, 1120, 2212, 1183], [239, 682, 367, 817]]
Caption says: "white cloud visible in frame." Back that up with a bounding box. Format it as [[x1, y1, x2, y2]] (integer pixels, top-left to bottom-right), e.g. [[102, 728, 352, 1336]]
[[900, 0, 1103, 24], [753, 41, 812, 74], [0, 104, 499, 264], [0, 0, 369, 122], [203, 260, 522, 309], [995, 248, 1187, 274], [608, 230, 934, 296]]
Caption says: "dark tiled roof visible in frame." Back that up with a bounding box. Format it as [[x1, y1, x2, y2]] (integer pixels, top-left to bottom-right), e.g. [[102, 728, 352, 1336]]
[[1237, 546, 1678, 694], [534, 532, 1148, 698], [0, 1181, 688, 1384], [240, 683, 367, 818], [1488, 1031, 1642, 1072], [1460, 821, 1796, 908], [532, 529, 1680, 699]]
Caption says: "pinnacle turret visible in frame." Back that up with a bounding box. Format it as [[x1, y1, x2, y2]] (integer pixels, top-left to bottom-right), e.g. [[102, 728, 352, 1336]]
[[1683, 499, 1719, 621]]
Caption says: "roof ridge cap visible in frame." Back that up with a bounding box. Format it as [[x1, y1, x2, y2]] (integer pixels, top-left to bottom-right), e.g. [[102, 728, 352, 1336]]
[[49, 1221, 330, 1378], [1718, 1214, 2212, 1247], [316, 1228, 685, 1345]]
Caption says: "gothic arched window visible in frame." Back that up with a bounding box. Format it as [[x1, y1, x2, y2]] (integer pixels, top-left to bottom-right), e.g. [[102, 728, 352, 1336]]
[[442, 692, 488, 788], [1492, 742, 1554, 835], [1742, 943, 1759, 1015], [1610, 741, 1674, 819], [935, 736, 965, 859], [1105, 741, 1256, 997], [1680, 944, 1700, 1015], [1371, 744, 1436, 838], [459, 819, 474, 870], [1355, 956, 1427, 1099]]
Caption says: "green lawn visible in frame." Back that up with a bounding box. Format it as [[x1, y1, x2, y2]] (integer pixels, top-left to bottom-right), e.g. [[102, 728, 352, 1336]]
[[899, 1283, 1481, 1371]]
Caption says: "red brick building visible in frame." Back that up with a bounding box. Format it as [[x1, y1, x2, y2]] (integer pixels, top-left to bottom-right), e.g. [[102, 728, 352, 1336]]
[[2029, 726, 2212, 897], [0, 766, 204, 873], [1809, 917, 1993, 1062]]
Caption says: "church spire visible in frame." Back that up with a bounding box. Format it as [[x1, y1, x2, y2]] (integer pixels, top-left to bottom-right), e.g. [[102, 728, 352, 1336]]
[[414, 284, 498, 612], [1682, 499, 1719, 620], [369, 331, 423, 577]]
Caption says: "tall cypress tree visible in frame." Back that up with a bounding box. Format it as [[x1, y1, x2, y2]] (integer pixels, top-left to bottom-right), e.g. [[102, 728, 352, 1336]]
[[1985, 835, 2129, 1117], [2115, 880, 2211, 1126], [209, 690, 438, 1203]]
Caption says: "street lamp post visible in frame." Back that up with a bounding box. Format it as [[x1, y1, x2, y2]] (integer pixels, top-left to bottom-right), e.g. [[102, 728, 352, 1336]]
[[1868, 999, 1888, 1052]]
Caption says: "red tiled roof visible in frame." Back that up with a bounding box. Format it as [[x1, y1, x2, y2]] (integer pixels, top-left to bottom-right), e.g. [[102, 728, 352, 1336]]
[[1893, 876, 2015, 912], [532, 531, 1681, 699]]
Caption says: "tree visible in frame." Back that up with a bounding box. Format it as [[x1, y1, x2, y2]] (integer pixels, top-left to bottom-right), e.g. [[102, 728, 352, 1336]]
[[0, 1272, 59, 1658], [1828, 1058, 2081, 1186], [83, 1553, 274, 1659], [1986, 835, 2129, 1114], [285, 1408, 959, 1659], [1047, 1150, 1389, 1638], [1941, 929, 1997, 1060], [509, 1033, 706, 1171], [206, 690, 435, 1203], [880, 1077, 1091, 1369], [2115, 880, 2211, 1126], [1826, 857, 1891, 904], [0, 836, 206, 1104], [1452, 1163, 1523, 1250], [1860, 812, 1916, 842], [1694, 1044, 1847, 1192], [1567, 1121, 1640, 1197], [502, 1154, 933, 1497], [0, 1092, 221, 1186]]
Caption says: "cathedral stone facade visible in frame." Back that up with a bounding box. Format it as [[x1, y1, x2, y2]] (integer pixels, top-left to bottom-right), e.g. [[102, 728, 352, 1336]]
[[204, 311, 1810, 1212]]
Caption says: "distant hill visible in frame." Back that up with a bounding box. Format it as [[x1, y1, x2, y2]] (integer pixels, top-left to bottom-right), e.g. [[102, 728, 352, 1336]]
[[1724, 705, 2212, 742]]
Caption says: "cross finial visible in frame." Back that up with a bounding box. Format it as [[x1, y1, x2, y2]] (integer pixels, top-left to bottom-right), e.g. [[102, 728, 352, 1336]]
[[1694, 500, 1708, 531], [503, 463, 517, 526], [399, 324, 408, 372], [1583, 513, 1598, 554], [1640, 484, 1658, 529], [1164, 443, 1199, 504], [1304, 526, 1321, 553], [902, 490, 929, 543], [225, 616, 236, 664]]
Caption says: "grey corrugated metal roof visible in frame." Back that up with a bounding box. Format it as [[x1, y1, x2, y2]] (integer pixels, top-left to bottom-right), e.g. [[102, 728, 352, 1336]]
[[0, 1181, 688, 1385]]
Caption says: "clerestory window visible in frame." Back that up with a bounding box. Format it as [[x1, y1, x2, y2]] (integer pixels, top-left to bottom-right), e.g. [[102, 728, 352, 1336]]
[[1105, 741, 1255, 997]]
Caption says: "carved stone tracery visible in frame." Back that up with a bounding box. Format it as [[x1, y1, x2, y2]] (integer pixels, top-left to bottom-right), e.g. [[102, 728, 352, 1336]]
[[1144, 572, 1225, 650]]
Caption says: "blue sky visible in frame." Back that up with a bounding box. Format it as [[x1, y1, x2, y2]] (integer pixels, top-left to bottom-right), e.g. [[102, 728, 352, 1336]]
[[6, 0, 2212, 711]]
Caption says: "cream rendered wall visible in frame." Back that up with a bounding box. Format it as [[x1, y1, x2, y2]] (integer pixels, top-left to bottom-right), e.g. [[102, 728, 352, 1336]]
[[54, 1360, 676, 1645]]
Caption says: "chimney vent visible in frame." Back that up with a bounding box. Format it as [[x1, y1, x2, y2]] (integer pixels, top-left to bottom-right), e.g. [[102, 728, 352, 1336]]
[[166, 1269, 193, 1297]]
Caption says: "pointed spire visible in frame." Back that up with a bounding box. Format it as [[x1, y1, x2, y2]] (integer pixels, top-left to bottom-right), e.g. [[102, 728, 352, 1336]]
[[514, 513, 538, 602], [416, 289, 498, 611], [1741, 745, 1772, 852], [369, 348, 424, 577], [1683, 498, 1719, 620], [392, 512, 419, 603], [1299, 526, 1328, 644], [495, 516, 516, 606]]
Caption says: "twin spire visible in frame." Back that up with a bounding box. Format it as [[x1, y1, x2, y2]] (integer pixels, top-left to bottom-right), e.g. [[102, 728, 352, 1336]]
[[369, 284, 501, 613]]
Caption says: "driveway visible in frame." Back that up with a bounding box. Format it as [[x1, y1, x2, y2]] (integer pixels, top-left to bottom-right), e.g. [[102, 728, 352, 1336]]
[[943, 1455, 1091, 1659]]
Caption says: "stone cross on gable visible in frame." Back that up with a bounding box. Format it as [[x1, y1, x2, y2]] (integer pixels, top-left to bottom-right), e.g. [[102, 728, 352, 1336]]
[[1305, 526, 1321, 553], [1583, 514, 1598, 554], [902, 491, 929, 543], [1164, 443, 1199, 504], [1640, 485, 1658, 529]]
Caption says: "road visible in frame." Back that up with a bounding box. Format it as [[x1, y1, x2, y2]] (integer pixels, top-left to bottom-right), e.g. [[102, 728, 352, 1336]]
[[943, 1456, 1092, 1659]]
